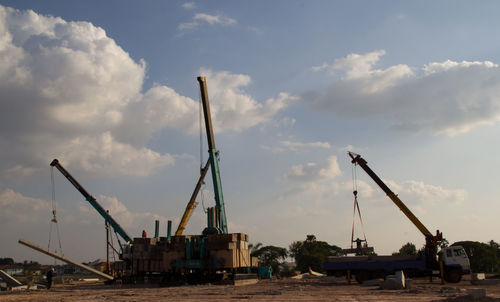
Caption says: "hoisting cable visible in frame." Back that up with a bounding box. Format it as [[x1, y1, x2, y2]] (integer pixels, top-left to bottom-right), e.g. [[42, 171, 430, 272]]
[[198, 89, 208, 214], [199, 87, 204, 172], [48, 166, 64, 263], [350, 161, 369, 249]]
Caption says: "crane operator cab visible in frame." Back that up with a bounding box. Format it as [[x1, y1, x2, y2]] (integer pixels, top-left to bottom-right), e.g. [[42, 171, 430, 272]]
[[438, 246, 471, 282]]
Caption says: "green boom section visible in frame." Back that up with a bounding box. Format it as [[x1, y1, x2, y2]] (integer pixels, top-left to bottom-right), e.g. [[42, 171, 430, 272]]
[[51, 159, 133, 244], [208, 149, 227, 233]]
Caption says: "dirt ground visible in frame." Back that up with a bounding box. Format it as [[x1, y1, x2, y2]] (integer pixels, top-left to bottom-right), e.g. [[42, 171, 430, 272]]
[[2, 276, 500, 302]]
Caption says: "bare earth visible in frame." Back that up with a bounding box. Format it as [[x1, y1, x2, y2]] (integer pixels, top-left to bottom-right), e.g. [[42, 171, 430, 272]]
[[2, 277, 500, 301]]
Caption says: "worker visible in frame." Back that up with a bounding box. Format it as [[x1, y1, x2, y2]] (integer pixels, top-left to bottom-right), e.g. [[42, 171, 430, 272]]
[[354, 238, 362, 249], [142, 230, 147, 238], [46, 267, 54, 290]]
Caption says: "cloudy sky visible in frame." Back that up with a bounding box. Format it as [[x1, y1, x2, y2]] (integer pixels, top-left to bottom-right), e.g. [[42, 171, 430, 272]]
[[1, 1, 500, 264]]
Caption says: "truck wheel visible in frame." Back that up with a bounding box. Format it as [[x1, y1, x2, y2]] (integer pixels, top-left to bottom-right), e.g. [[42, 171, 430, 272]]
[[444, 268, 462, 283], [355, 270, 370, 284]]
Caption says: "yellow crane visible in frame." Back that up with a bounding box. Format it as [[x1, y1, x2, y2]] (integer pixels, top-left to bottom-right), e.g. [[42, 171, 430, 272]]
[[175, 159, 210, 235]]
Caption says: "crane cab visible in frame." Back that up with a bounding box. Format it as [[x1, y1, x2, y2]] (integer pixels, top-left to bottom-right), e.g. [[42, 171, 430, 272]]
[[438, 246, 470, 282]]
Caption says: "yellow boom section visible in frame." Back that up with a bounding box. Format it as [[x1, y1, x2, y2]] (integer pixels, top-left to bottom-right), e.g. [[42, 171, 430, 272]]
[[175, 159, 210, 236]]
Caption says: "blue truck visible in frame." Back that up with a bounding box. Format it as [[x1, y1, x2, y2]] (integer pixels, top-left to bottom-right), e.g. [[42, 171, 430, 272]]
[[323, 246, 470, 283]]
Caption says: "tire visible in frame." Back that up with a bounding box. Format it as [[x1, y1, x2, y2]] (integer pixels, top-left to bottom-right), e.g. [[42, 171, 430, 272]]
[[444, 268, 462, 283]]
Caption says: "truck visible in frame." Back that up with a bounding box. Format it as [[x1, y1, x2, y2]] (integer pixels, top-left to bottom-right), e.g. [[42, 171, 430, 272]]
[[323, 152, 470, 283]]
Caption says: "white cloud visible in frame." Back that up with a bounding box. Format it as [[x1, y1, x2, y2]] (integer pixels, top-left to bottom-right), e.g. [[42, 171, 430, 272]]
[[308, 50, 500, 135], [0, 187, 175, 261], [0, 188, 48, 223], [179, 12, 236, 30], [194, 13, 236, 26], [0, 6, 289, 180], [182, 2, 196, 9], [280, 140, 331, 151], [197, 68, 295, 133], [260, 140, 330, 154], [95, 195, 170, 230], [55, 132, 174, 177], [384, 179, 466, 206], [283, 155, 341, 183]]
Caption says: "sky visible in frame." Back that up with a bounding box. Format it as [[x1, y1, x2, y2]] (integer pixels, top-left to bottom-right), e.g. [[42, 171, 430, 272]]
[[1, 1, 500, 264]]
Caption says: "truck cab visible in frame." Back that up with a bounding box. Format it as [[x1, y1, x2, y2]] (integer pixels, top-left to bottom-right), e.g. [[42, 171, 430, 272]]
[[439, 246, 470, 282]]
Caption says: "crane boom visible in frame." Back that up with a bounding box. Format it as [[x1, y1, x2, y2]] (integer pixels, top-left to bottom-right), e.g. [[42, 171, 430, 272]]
[[50, 159, 132, 243], [348, 152, 433, 239], [197, 76, 228, 234], [175, 159, 210, 236]]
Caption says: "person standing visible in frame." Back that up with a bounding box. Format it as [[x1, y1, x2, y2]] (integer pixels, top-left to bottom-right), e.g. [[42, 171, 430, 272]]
[[46, 267, 54, 290]]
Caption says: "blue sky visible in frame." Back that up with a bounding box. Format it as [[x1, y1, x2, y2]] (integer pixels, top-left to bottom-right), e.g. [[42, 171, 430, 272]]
[[1, 1, 500, 264]]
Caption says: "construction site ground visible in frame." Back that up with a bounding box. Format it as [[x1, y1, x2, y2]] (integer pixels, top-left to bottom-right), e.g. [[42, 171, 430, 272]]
[[1, 275, 500, 301]]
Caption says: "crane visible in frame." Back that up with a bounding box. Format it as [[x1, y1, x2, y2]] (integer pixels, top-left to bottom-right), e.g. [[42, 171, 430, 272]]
[[323, 152, 469, 283], [348, 152, 442, 264], [50, 159, 132, 244], [197, 76, 228, 235]]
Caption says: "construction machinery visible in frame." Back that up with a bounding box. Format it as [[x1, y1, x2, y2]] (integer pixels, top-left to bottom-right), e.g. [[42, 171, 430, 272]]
[[129, 77, 257, 283], [323, 152, 470, 283], [20, 77, 259, 283], [198, 76, 228, 235]]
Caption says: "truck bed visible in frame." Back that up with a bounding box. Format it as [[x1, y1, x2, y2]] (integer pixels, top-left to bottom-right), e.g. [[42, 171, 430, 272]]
[[323, 255, 426, 273], [327, 255, 419, 263]]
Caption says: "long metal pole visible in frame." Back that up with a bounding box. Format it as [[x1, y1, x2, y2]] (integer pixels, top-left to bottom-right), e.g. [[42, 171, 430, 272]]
[[18, 239, 114, 281]]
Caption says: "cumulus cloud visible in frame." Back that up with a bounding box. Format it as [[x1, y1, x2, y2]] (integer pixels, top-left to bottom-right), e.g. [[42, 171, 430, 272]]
[[384, 179, 466, 206], [283, 155, 341, 183], [261, 140, 330, 153], [91, 195, 170, 230], [182, 2, 196, 9], [308, 50, 500, 135], [0, 6, 289, 180], [280, 140, 331, 151], [179, 12, 237, 30], [0, 187, 175, 261], [0, 188, 49, 224], [196, 68, 295, 133], [0, 187, 170, 236], [115, 68, 294, 145]]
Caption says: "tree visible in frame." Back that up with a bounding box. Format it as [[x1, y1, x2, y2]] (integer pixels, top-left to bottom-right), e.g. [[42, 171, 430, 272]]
[[453, 241, 500, 273], [0, 258, 14, 266], [398, 242, 417, 256], [252, 245, 288, 275], [289, 235, 343, 273], [248, 242, 263, 257]]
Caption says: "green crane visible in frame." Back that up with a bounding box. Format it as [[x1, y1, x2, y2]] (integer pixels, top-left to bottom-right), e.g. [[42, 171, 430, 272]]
[[197, 76, 228, 234], [50, 159, 132, 244]]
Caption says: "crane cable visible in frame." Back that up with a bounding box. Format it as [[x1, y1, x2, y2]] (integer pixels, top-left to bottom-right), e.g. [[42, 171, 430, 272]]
[[351, 162, 369, 249], [199, 87, 204, 171], [198, 88, 208, 214], [48, 166, 63, 260]]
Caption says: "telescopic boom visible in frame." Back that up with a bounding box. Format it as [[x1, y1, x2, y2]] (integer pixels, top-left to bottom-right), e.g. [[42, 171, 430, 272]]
[[50, 159, 132, 243]]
